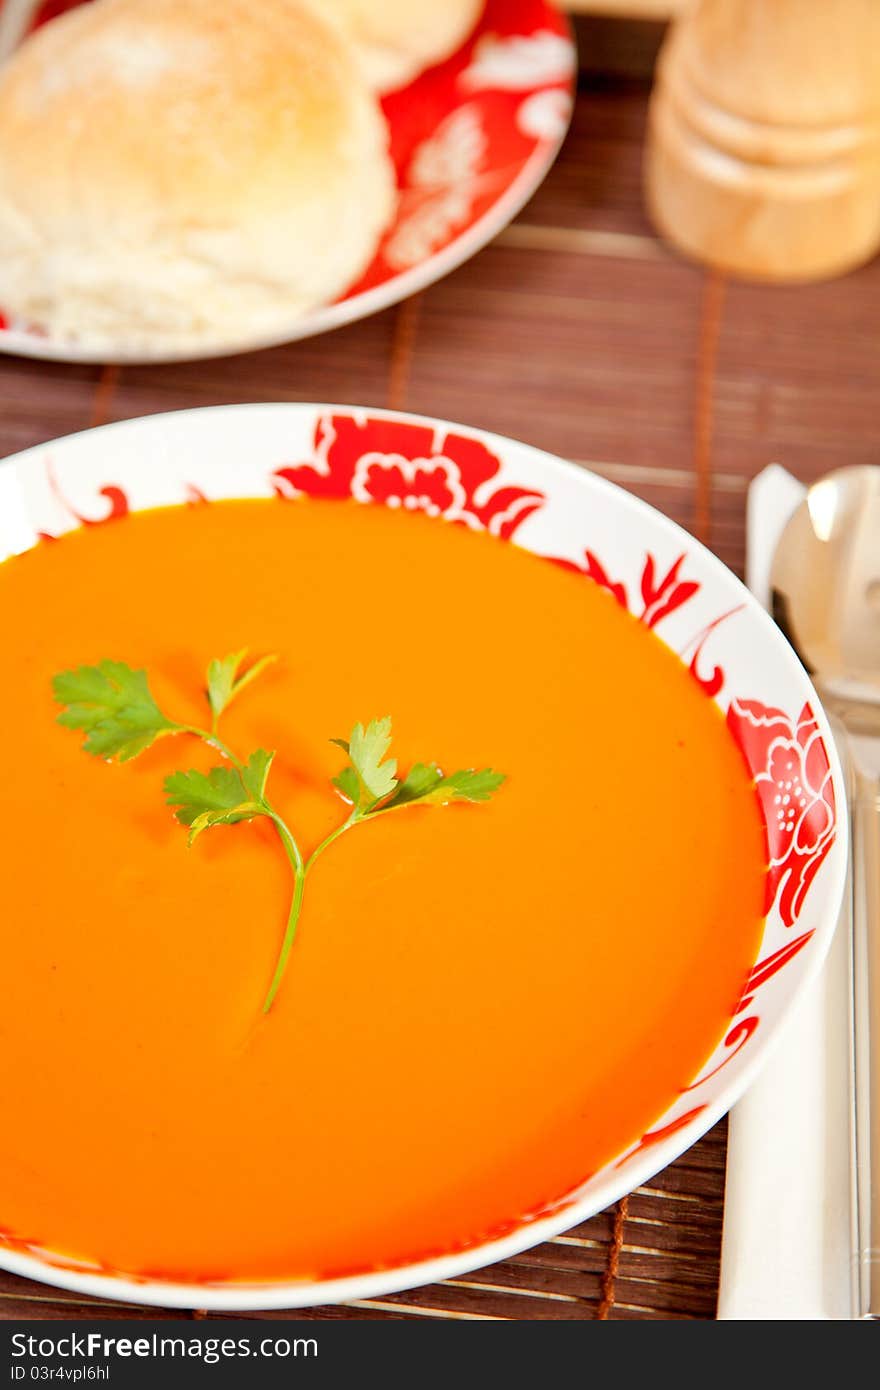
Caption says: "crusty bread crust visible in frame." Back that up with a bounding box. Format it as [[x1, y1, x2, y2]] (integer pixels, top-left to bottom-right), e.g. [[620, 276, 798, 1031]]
[[0, 0, 396, 350], [322, 0, 484, 92]]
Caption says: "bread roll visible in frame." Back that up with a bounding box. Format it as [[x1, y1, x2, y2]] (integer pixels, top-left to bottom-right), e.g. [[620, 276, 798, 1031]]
[[322, 0, 484, 92], [0, 0, 396, 353]]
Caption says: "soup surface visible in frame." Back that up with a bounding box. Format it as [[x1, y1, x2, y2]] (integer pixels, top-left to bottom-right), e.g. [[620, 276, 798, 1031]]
[[0, 498, 765, 1282]]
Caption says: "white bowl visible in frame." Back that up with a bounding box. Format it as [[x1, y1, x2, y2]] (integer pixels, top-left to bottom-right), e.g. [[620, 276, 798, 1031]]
[[0, 403, 847, 1309]]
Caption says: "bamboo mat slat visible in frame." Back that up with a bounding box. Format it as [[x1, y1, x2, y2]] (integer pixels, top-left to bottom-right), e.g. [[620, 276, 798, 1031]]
[[565, 2, 680, 15], [518, 80, 656, 237], [1, 53, 877, 1319]]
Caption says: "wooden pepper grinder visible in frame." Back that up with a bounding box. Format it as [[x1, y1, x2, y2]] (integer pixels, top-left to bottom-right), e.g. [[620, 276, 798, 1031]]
[[644, 0, 880, 281]]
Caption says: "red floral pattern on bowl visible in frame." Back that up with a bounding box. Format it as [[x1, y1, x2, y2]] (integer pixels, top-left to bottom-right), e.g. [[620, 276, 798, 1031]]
[[272, 413, 544, 539], [727, 699, 836, 928], [0, 404, 847, 1311]]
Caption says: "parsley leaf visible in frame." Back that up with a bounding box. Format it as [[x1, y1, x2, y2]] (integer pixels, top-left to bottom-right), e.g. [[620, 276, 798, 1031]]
[[163, 764, 266, 846], [53, 661, 174, 762], [381, 764, 506, 810], [330, 721, 505, 818], [55, 650, 506, 1016], [331, 717, 398, 810], [207, 649, 277, 722], [331, 764, 361, 807], [241, 748, 275, 801]]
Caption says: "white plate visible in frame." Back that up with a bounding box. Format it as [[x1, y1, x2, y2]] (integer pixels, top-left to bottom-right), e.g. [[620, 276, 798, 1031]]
[[0, 0, 575, 363]]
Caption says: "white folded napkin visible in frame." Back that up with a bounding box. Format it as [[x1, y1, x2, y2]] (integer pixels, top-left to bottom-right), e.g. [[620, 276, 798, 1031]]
[[717, 465, 853, 1320]]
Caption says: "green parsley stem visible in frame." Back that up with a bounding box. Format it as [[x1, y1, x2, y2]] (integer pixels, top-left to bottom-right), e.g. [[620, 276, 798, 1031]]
[[268, 810, 304, 877], [304, 813, 359, 873], [52, 656, 504, 1020], [179, 726, 245, 772], [261, 865, 305, 1015], [261, 811, 306, 1014], [260, 812, 359, 1013], [182, 723, 310, 1014]]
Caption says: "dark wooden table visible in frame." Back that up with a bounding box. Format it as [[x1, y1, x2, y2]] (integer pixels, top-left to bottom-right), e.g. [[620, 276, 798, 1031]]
[[1, 44, 878, 1322]]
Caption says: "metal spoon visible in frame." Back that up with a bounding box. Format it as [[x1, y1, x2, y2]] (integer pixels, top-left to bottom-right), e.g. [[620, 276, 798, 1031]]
[[771, 465, 880, 1320]]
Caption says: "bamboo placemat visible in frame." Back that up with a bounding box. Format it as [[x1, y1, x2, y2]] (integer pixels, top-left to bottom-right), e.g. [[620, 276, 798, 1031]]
[[2, 41, 879, 1321]]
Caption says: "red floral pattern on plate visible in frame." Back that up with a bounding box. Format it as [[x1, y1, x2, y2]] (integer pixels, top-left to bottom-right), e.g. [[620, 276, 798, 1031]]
[[26, 0, 80, 26], [727, 698, 836, 927], [272, 413, 545, 540]]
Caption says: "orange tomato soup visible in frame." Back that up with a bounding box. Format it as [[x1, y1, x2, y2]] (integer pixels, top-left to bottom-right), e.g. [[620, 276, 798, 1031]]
[[0, 499, 765, 1282]]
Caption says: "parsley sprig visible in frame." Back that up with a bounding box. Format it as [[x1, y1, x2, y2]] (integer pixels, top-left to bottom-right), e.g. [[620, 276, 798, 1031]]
[[52, 653, 504, 1013]]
